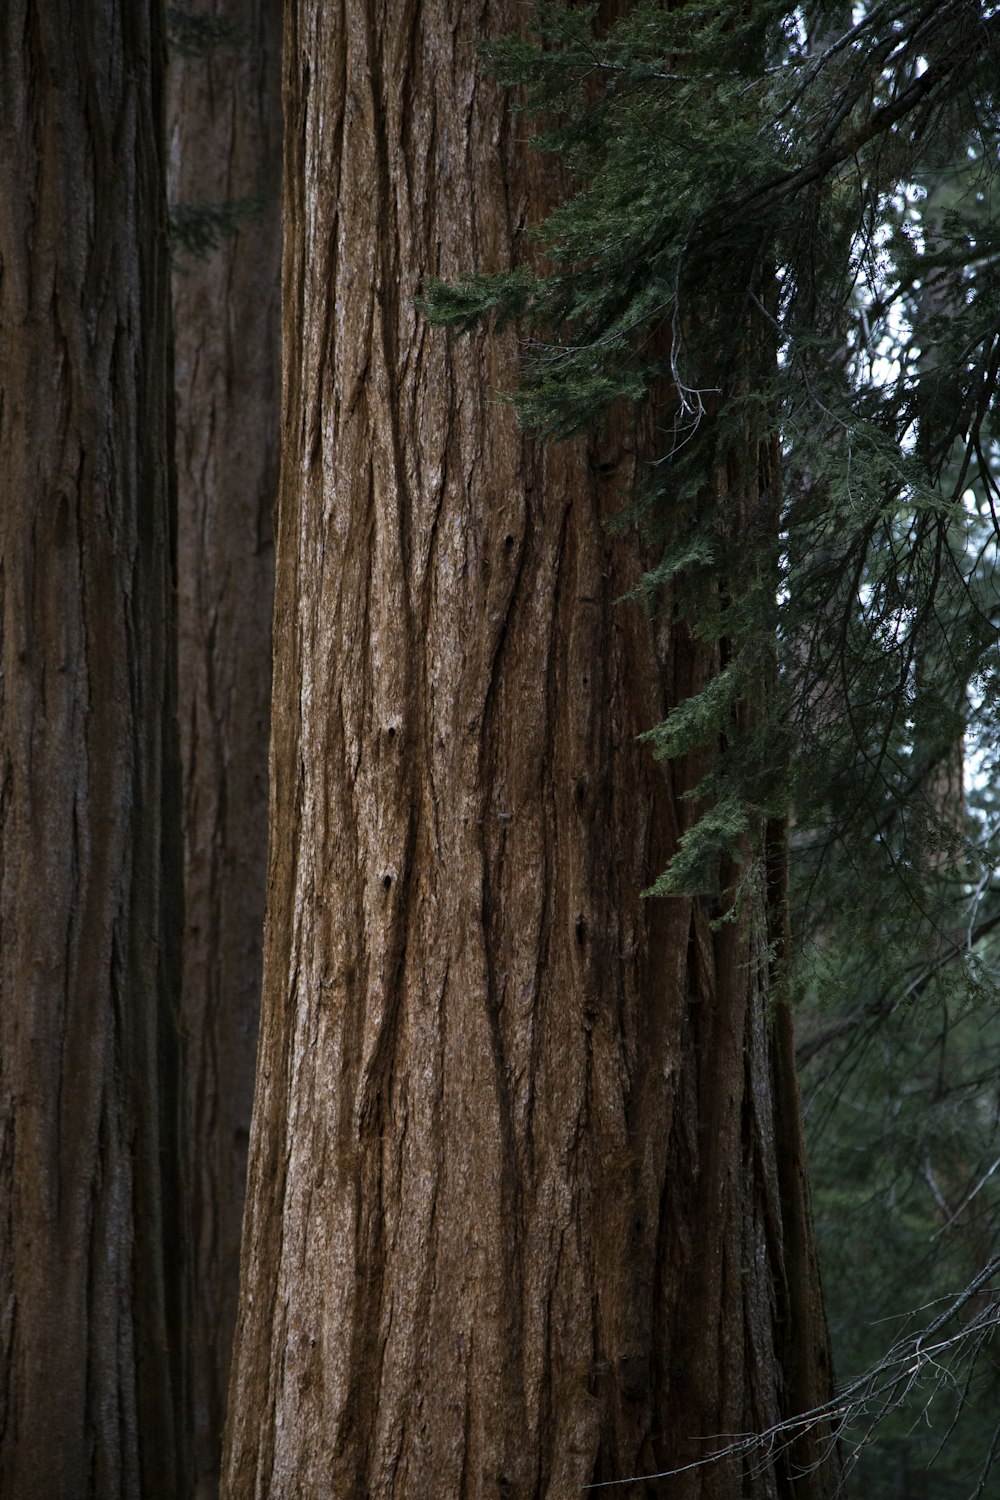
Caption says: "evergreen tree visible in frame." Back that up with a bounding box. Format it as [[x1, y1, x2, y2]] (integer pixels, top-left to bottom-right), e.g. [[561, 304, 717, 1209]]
[[422, 0, 1000, 1490], [424, 0, 1000, 906], [796, 140, 1000, 1500], [167, 3, 282, 1492], [0, 2, 188, 1492], [222, 2, 836, 1495]]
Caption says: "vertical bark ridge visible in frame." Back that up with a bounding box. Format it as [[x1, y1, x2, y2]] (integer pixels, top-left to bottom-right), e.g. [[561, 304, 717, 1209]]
[[0, 2, 186, 1494], [167, 4, 282, 1489], [224, 3, 836, 1497]]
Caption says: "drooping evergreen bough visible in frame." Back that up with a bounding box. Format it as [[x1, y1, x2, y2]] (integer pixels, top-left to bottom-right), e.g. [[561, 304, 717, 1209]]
[[423, 0, 1000, 908], [422, 0, 1000, 1483]]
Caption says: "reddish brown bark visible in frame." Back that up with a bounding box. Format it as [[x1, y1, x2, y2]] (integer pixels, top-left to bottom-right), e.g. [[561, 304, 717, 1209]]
[[222, 4, 835, 1497], [0, 3, 186, 1495], [167, 5, 282, 1492]]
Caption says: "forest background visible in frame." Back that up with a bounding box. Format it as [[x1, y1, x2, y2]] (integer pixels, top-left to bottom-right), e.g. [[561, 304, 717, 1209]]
[[1, 2, 999, 1498]]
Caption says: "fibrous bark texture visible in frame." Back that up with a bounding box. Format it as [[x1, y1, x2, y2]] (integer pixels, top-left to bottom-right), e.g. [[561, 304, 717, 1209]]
[[167, 5, 281, 1492], [223, 3, 835, 1497], [0, 3, 186, 1496]]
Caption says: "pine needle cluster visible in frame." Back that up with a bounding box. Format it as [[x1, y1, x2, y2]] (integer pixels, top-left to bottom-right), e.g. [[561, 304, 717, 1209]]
[[421, 6, 1000, 1488], [421, 0, 1000, 926]]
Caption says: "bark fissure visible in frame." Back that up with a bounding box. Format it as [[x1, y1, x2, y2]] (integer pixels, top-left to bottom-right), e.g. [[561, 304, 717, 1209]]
[[223, 4, 836, 1497], [167, 3, 281, 1487], [1, 2, 186, 1492]]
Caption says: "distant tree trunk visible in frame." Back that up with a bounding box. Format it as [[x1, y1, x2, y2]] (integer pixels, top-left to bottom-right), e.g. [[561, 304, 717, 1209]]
[[167, 5, 281, 1493], [223, 4, 835, 1498], [0, 4, 187, 1497]]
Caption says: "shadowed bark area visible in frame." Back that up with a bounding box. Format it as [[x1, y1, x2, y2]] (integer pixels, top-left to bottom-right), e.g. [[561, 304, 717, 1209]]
[[0, 3, 186, 1496], [223, 3, 835, 1496], [167, 4, 281, 1492]]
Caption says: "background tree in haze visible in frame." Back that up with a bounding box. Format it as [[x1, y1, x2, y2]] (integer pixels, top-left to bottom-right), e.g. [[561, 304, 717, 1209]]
[[793, 109, 1000, 1498]]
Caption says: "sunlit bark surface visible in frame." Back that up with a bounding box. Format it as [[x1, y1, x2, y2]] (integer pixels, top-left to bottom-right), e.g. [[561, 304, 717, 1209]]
[[0, 3, 186, 1495], [223, 4, 835, 1497]]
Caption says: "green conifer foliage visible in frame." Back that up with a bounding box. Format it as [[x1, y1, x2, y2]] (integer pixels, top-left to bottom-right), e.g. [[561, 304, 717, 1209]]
[[423, 2, 1000, 1489], [422, 0, 1000, 907]]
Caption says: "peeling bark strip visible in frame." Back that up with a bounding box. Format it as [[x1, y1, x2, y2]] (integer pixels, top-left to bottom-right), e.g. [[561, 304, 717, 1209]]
[[223, 3, 835, 1498], [167, 3, 281, 1492], [0, 3, 186, 1497]]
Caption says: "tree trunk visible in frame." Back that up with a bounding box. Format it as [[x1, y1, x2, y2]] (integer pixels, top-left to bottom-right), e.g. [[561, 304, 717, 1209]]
[[0, 4, 187, 1496], [223, 4, 835, 1497], [167, 6, 282, 1493]]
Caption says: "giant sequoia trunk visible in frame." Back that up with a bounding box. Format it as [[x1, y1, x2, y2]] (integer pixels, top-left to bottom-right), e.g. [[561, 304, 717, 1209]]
[[0, 3, 187, 1495], [167, 5, 282, 1491], [223, 3, 835, 1497]]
